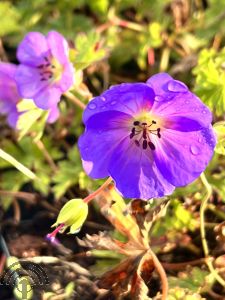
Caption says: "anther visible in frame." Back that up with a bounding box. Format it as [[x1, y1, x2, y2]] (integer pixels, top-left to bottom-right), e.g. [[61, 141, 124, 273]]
[[148, 142, 156, 150], [142, 140, 147, 149], [157, 128, 161, 138], [135, 140, 140, 147], [152, 120, 156, 124], [133, 121, 140, 126], [37, 64, 44, 69], [142, 122, 147, 125]]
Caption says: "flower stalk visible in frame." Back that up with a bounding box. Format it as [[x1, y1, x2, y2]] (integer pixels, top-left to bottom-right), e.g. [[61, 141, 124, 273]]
[[200, 173, 225, 287], [83, 177, 113, 204]]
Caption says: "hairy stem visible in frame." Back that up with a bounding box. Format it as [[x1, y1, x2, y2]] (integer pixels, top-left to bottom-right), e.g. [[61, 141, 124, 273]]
[[200, 173, 225, 287], [64, 91, 86, 110], [83, 177, 112, 204], [148, 248, 168, 300]]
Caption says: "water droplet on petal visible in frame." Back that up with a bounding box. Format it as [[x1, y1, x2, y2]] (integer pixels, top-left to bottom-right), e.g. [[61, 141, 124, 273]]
[[190, 145, 200, 155], [167, 80, 188, 93], [198, 137, 203, 143], [99, 96, 106, 102], [202, 109, 207, 114], [88, 102, 97, 110], [155, 95, 164, 102], [185, 100, 190, 104], [110, 100, 117, 105]]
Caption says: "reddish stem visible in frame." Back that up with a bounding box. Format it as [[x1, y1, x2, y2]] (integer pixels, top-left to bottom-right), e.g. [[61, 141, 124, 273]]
[[83, 177, 112, 204]]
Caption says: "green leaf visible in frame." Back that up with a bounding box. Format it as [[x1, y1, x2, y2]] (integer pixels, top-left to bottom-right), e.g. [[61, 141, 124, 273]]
[[213, 121, 225, 155], [52, 146, 82, 199], [193, 48, 225, 116], [0, 2, 20, 36], [168, 267, 210, 293], [72, 31, 106, 70]]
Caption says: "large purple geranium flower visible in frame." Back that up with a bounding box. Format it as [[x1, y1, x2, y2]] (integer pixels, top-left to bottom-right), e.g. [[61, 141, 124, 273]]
[[78, 73, 216, 200], [15, 31, 74, 110], [0, 63, 20, 127]]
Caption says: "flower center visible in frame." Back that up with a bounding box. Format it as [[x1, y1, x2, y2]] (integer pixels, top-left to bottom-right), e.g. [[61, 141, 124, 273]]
[[37, 56, 63, 82], [129, 120, 161, 150]]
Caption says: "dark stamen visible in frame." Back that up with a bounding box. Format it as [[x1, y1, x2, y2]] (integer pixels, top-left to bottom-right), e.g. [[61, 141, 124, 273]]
[[135, 140, 140, 147], [148, 142, 156, 150], [142, 122, 147, 125], [142, 140, 147, 149], [133, 121, 140, 126], [152, 120, 156, 124], [37, 64, 44, 69]]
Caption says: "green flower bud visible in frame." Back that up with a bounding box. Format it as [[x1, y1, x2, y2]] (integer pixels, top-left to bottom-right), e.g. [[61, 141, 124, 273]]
[[47, 199, 88, 242]]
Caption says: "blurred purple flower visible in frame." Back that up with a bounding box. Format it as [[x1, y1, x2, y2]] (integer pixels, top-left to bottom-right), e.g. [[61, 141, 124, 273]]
[[15, 31, 74, 110], [78, 73, 216, 200], [0, 63, 20, 127]]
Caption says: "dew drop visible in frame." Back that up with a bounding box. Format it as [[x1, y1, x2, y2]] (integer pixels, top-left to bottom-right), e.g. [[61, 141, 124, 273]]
[[202, 109, 207, 114], [110, 100, 117, 105], [198, 137, 203, 144], [88, 102, 97, 110], [190, 145, 200, 155], [167, 80, 188, 93], [155, 95, 164, 102], [185, 100, 190, 104], [99, 96, 106, 102]]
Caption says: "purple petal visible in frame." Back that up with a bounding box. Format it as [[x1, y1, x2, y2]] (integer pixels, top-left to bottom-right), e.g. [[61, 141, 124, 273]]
[[0, 63, 20, 105], [83, 83, 155, 123], [15, 65, 49, 99], [47, 105, 59, 123], [153, 91, 212, 130], [34, 86, 62, 109], [108, 137, 175, 199], [17, 32, 49, 66], [54, 62, 74, 92], [78, 110, 131, 178], [147, 73, 173, 96], [7, 109, 19, 128], [146, 73, 213, 130], [154, 126, 216, 187], [47, 31, 70, 65]]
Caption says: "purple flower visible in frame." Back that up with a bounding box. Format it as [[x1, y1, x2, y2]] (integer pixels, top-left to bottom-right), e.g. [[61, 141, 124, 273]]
[[0, 63, 20, 127], [15, 31, 74, 110], [78, 73, 216, 200]]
